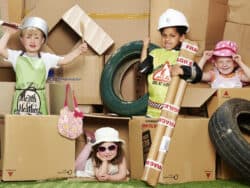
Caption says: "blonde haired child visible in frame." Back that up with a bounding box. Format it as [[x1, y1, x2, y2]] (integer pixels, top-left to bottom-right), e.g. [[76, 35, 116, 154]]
[[0, 17, 88, 115]]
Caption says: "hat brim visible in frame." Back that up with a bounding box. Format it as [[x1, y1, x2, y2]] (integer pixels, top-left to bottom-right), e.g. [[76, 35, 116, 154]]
[[92, 138, 125, 146]]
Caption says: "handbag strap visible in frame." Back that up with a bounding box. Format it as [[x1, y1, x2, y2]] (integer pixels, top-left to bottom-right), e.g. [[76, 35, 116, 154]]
[[64, 83, 79, 108], [72, 90, 79, 108], [64, 83, 70, 107]]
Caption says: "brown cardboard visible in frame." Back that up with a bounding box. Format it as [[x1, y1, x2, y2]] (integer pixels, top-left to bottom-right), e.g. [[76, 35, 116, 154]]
[[129, 116, 215, 184], [27, 0, 149, 55], [0, 0, 9, 21], [62, 4, 114, 55], [81, 0, 150, 54], [207, 87, 250, 117], [75, 114, 130, 174], [24, 0, 37, 16], [0, 82, 53, 114], [223, 22, 250, 67], [227, 0, 250, 25], [150, 0, 228, 55], [181, 87, 216, 108], [57, 55, 104, 105], [0, 82, 16, 114], [0, 82, 76, 181], [1, 115, 75, 181], [8, 0, 24, 22]]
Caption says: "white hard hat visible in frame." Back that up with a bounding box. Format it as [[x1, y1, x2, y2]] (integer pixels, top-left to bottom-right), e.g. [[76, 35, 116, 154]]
[[158, 9, 189, 32], [20, 17, 49, 39]]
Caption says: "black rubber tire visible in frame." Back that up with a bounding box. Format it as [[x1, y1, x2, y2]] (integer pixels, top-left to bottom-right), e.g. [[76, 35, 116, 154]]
[[208, 98, 250, 179], [100, 40, 159, 116]]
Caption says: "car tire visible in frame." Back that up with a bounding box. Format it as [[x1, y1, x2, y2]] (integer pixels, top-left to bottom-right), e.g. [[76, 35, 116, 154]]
[[208, 98, 250, 179], [100, 40, 159, 116]]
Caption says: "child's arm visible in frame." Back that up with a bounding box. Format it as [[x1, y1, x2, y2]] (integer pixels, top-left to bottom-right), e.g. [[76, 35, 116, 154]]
[[233, 54, 250, 82], [198, 50, 213, 82], [75, 142, 92, 171], [106, 156, 128, 181], [140, 37, 150, 62], [57, 42, 88, 66], [95, 160, 109, 181], [198, 50, 213, 69], [0, 26, 18, 59]]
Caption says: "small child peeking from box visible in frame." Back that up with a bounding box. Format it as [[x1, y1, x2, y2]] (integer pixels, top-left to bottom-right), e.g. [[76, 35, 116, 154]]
[[0, 17, 88, 115], [75, 127, 128, 181], [198, 40, 250, 88]]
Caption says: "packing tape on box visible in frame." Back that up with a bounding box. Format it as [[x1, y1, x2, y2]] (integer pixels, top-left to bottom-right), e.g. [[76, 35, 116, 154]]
[[88, 13, 149, 20]]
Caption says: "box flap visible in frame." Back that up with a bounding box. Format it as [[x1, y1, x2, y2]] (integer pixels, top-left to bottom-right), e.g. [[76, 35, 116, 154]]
[[85, 113, 130, 120], [62, 4, 114, 55], [181, 87, 217, 108]]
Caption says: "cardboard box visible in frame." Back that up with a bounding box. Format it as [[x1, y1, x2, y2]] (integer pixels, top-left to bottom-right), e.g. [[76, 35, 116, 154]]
[[227, 0, 250, 25], [62, 4, 114, 55], [75, 114, 130, 174], [56, 55, 104, 105], [206, 87, 250, 117], [27, 0, 149, 55], [0, 82, 49, 114], [81, 0, 150, 55], [180, 86, 250, 118], [0, 82, 76, 181], [0, 115, 75, 181], [129, 116, 215, 184], [0, 0, 9, 21], [223, 22, 250, 66], [150, 0, 228, 55], [8, 0, 24, 22]]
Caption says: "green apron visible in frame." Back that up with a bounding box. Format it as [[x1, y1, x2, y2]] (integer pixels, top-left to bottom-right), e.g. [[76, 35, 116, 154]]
[[11, 54, 48, 115]]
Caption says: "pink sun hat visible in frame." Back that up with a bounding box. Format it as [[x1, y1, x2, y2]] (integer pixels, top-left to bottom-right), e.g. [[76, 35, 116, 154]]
[[213, 40, 238, 57]]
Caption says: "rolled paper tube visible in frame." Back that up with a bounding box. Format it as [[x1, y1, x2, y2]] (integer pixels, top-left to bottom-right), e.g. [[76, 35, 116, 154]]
[[141, 39, 198, 187]]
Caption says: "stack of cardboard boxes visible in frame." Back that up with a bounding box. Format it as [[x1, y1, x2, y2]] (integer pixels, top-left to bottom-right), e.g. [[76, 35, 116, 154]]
[[0, 0, 249, 184]]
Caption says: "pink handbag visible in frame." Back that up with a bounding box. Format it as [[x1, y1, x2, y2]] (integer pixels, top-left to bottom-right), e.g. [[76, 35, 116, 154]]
[[57, 84, 84, 139]]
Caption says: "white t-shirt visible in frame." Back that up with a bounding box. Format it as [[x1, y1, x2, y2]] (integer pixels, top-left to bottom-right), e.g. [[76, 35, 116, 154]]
[[6, 49, 63, 79]]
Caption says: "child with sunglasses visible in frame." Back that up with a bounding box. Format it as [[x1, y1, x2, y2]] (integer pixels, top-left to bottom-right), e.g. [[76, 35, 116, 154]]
[[75, 127, 128, 181]]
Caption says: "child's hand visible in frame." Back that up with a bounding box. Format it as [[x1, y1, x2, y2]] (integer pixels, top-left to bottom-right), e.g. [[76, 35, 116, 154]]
[[96, 174, 109, 181], [171, 64, 183, 76], [96, 152, 108, 162], [202, 50, 213, 61], [233, 54, 242, 64], [2, 25, 19, 35], [78, 42, 88, 54]]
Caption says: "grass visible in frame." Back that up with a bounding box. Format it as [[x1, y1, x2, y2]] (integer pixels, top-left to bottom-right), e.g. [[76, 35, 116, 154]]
[[0, 179, 249, 188]]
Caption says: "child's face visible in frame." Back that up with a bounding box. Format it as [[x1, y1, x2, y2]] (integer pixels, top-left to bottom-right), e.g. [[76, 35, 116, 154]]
[[160, 27, 185, 50], [214, 56, 237, 75], [20, 28, 45, 54], [97, 142, 118, 161]]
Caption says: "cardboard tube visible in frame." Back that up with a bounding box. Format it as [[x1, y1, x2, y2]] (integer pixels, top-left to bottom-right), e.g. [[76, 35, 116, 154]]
[[142, 39, 198, 187], [141, 76, 180, 185]]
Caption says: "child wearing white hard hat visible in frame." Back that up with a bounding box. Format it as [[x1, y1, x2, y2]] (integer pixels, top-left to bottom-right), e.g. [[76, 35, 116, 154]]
[[0, 17, 88, 115], [75, 127, 128, 181], [138, 8, 202, 118], [198, 40, 250, 88]]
